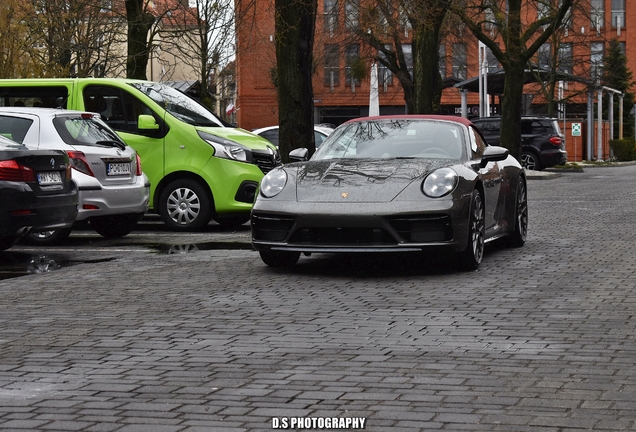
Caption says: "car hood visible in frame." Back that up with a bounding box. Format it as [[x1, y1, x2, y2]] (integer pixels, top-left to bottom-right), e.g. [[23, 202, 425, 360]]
[[294, 158, 446, 202]]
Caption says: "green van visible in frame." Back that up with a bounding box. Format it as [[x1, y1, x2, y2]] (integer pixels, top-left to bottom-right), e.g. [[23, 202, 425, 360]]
[[0, 78, 279, 230]]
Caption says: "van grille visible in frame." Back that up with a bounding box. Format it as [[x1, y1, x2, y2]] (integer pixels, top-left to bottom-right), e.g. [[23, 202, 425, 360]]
[[252, 149, 282, 174]]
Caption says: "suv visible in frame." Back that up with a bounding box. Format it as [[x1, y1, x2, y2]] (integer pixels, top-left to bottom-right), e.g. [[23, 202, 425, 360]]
[[471, 116, 567, 170]]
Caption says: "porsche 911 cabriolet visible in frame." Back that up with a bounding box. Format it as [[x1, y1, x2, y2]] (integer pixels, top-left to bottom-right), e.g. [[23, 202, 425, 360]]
[[251, 115, 527, 270]]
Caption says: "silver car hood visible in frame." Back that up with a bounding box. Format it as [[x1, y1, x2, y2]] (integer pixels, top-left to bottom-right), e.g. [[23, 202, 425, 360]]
[[295, 159, 442, 203]]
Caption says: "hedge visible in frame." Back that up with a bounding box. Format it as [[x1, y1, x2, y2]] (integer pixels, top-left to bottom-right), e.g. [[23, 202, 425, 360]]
[[609, 139, 636, 161]]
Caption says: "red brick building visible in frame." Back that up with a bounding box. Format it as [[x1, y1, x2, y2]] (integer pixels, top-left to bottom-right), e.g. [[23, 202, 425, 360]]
[[235, 0, 635, 141]]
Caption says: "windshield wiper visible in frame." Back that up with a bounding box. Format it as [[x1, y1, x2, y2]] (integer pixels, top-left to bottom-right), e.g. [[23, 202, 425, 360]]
[[95, 140, 127, 150]]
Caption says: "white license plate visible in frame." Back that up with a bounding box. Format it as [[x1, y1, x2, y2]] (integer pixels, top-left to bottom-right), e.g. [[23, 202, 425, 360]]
[[107, 163, 131, 176], [37, 171, 62, 185]]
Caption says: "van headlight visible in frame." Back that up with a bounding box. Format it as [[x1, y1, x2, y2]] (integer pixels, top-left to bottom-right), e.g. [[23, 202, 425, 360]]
[[260, 169, 287, 198], [198, 131, 252, 162], [422, 168, 458, 198]]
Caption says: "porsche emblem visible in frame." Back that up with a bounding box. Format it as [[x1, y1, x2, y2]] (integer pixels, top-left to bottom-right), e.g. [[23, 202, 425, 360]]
[[341, 192, 349, 198]]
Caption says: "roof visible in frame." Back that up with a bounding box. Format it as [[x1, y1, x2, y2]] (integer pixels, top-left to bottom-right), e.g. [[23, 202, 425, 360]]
[[453, 67, 593, 95], [349, 114, 475, 127]]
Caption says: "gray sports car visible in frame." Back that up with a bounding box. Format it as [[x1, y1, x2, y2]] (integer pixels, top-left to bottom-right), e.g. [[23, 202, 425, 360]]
[[251, 115, 527, 270]]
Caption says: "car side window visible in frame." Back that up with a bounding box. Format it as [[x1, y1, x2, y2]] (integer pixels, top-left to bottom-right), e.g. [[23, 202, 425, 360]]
[[469, 126, 486, 158], [83, 85, 166, 138], [0, 116, 33, 143]]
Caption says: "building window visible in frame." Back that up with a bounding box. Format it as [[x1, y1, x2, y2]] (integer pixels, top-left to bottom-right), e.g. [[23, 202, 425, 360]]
[[452, 43, 467, 80], [558, 43, 572, 75], [590, 42, 604, 82], [345, 44, 360, 87], [591, 0, 604, 30], [324, 44, 340, 88], [324, 0, 339, 36], [537, 43, 552, 69], [344, 0, 359, 31], [612, 0, 625, 28], [439, 45, 446, 78], [378, 47, 393, 88], [403, 44, 413, 77]]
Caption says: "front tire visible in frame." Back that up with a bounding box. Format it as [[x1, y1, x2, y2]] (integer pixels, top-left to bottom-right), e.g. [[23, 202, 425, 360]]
[[90, 213, 142, 238], [159, 179, 212, 231], [508, 178, 528, 248], [22, 228, 72, 246], [259, 250, 300, 267], [458, 189, 485, 271]]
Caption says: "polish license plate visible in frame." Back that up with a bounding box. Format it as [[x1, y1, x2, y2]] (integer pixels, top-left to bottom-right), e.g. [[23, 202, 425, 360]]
[[107, 162, 131, 176], [37, 171, 62, 185]]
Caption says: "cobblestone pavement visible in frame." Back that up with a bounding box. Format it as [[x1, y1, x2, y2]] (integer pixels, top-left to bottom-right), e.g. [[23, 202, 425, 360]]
[[1, 165, 636, 431]]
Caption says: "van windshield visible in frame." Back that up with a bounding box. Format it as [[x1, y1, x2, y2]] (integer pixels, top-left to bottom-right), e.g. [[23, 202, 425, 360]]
[[129, 82, 224, 128]]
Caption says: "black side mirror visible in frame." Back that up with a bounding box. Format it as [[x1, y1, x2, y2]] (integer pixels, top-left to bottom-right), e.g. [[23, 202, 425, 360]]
[[480, 146, 509, 168], [289, 148, 309, 162]]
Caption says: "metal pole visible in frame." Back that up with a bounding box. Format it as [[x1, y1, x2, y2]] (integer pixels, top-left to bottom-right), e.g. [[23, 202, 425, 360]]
[[609, 92, 614, 141], [587, 90, 593, 161], [597, 89, 603, 161], [460, 89, 468, 118], [619, 94, 624, 139]]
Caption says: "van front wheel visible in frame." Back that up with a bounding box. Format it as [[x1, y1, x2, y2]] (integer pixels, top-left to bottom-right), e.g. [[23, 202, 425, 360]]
[[159, 179, 212, 231]]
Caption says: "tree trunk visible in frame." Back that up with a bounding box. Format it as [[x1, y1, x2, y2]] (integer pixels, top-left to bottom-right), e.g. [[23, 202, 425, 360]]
[[275, 0, 317, 162], [500, 62, 525, 160], [125, 0, 154, 80], [412, 7, 445, 114]]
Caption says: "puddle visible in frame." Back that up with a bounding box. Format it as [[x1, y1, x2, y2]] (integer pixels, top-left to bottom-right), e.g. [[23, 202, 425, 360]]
[[0, 252, 115, 281], [152, 241, 253, 255]]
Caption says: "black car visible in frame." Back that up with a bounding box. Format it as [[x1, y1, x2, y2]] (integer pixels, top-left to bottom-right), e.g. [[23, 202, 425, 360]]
[[252, 115, 528, 270], [471, 116, 567, 170], [0, 136, 78, 251]]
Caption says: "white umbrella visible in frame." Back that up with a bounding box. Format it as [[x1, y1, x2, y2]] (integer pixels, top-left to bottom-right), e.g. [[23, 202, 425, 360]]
[[369, 62, 379, 117]]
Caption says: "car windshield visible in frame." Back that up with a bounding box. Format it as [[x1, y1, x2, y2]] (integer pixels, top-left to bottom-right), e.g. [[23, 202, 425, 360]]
[[312, 119, 465, 161], [129, 82, 224, 127]]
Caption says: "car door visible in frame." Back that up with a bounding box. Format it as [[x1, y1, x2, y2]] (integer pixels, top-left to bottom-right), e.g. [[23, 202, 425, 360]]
[[469, 126, 504, 233], [81, 84, 167, 205]]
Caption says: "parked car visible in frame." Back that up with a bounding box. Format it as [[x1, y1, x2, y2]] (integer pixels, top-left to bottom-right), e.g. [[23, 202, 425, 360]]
[[0, 107, 149, 244], [471, 116, 567, 170], [252, 125, 334, 148], [252, 115, 528, 270], [0, 135, 77, 251], [0, 78, 279, 231]]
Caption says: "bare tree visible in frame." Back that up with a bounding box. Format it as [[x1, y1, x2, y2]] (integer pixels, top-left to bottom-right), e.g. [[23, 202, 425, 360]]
[[158, 0, 236, 110], [450, 0, 576, 159], [275, 0, 317, 161]]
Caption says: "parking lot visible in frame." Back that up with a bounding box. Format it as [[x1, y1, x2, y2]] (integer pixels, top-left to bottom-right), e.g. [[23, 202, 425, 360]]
[[1, 164, 636, 431]]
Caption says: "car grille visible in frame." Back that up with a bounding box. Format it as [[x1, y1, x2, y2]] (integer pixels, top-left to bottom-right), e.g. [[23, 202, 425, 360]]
[[388, 215, 453, 242], [289, 227, 396, 245], [252, 149, 282, 174], [252, 213, 295, 242]]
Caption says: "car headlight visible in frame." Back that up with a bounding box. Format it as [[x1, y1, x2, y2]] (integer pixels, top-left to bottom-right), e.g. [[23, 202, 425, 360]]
[[422, 167, 458, 198], [198, 131, 252, 162], [260, 169, 287, 198]]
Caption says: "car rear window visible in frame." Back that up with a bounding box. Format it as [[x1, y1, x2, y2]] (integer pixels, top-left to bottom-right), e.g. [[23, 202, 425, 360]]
[[53, 116, 125, 147]]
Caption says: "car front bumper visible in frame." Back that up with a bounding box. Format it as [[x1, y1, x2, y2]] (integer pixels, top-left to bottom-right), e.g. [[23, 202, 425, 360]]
[[251, 197, 471, 253]]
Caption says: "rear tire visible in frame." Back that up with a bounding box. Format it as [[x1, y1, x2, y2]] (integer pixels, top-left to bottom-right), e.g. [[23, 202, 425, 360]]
[[521, 151, 542, 171], [22, 228, 72, 246], [259, 250, 300, 267], [159, 179, 212, 231], [91, 213, 142, 238], [457, 189, 485, 271]]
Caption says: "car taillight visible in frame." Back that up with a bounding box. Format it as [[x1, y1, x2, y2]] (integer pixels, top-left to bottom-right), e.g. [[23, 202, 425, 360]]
[[0, 160, 36, 182], [67, 151, 95, 177], [135, 153, 143, 176], [549, 136, 562, 146]]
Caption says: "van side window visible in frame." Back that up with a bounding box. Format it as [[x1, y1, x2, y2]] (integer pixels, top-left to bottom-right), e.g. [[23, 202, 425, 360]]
[[0, 86, 69, 108], [83, 85, 166, 138]]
